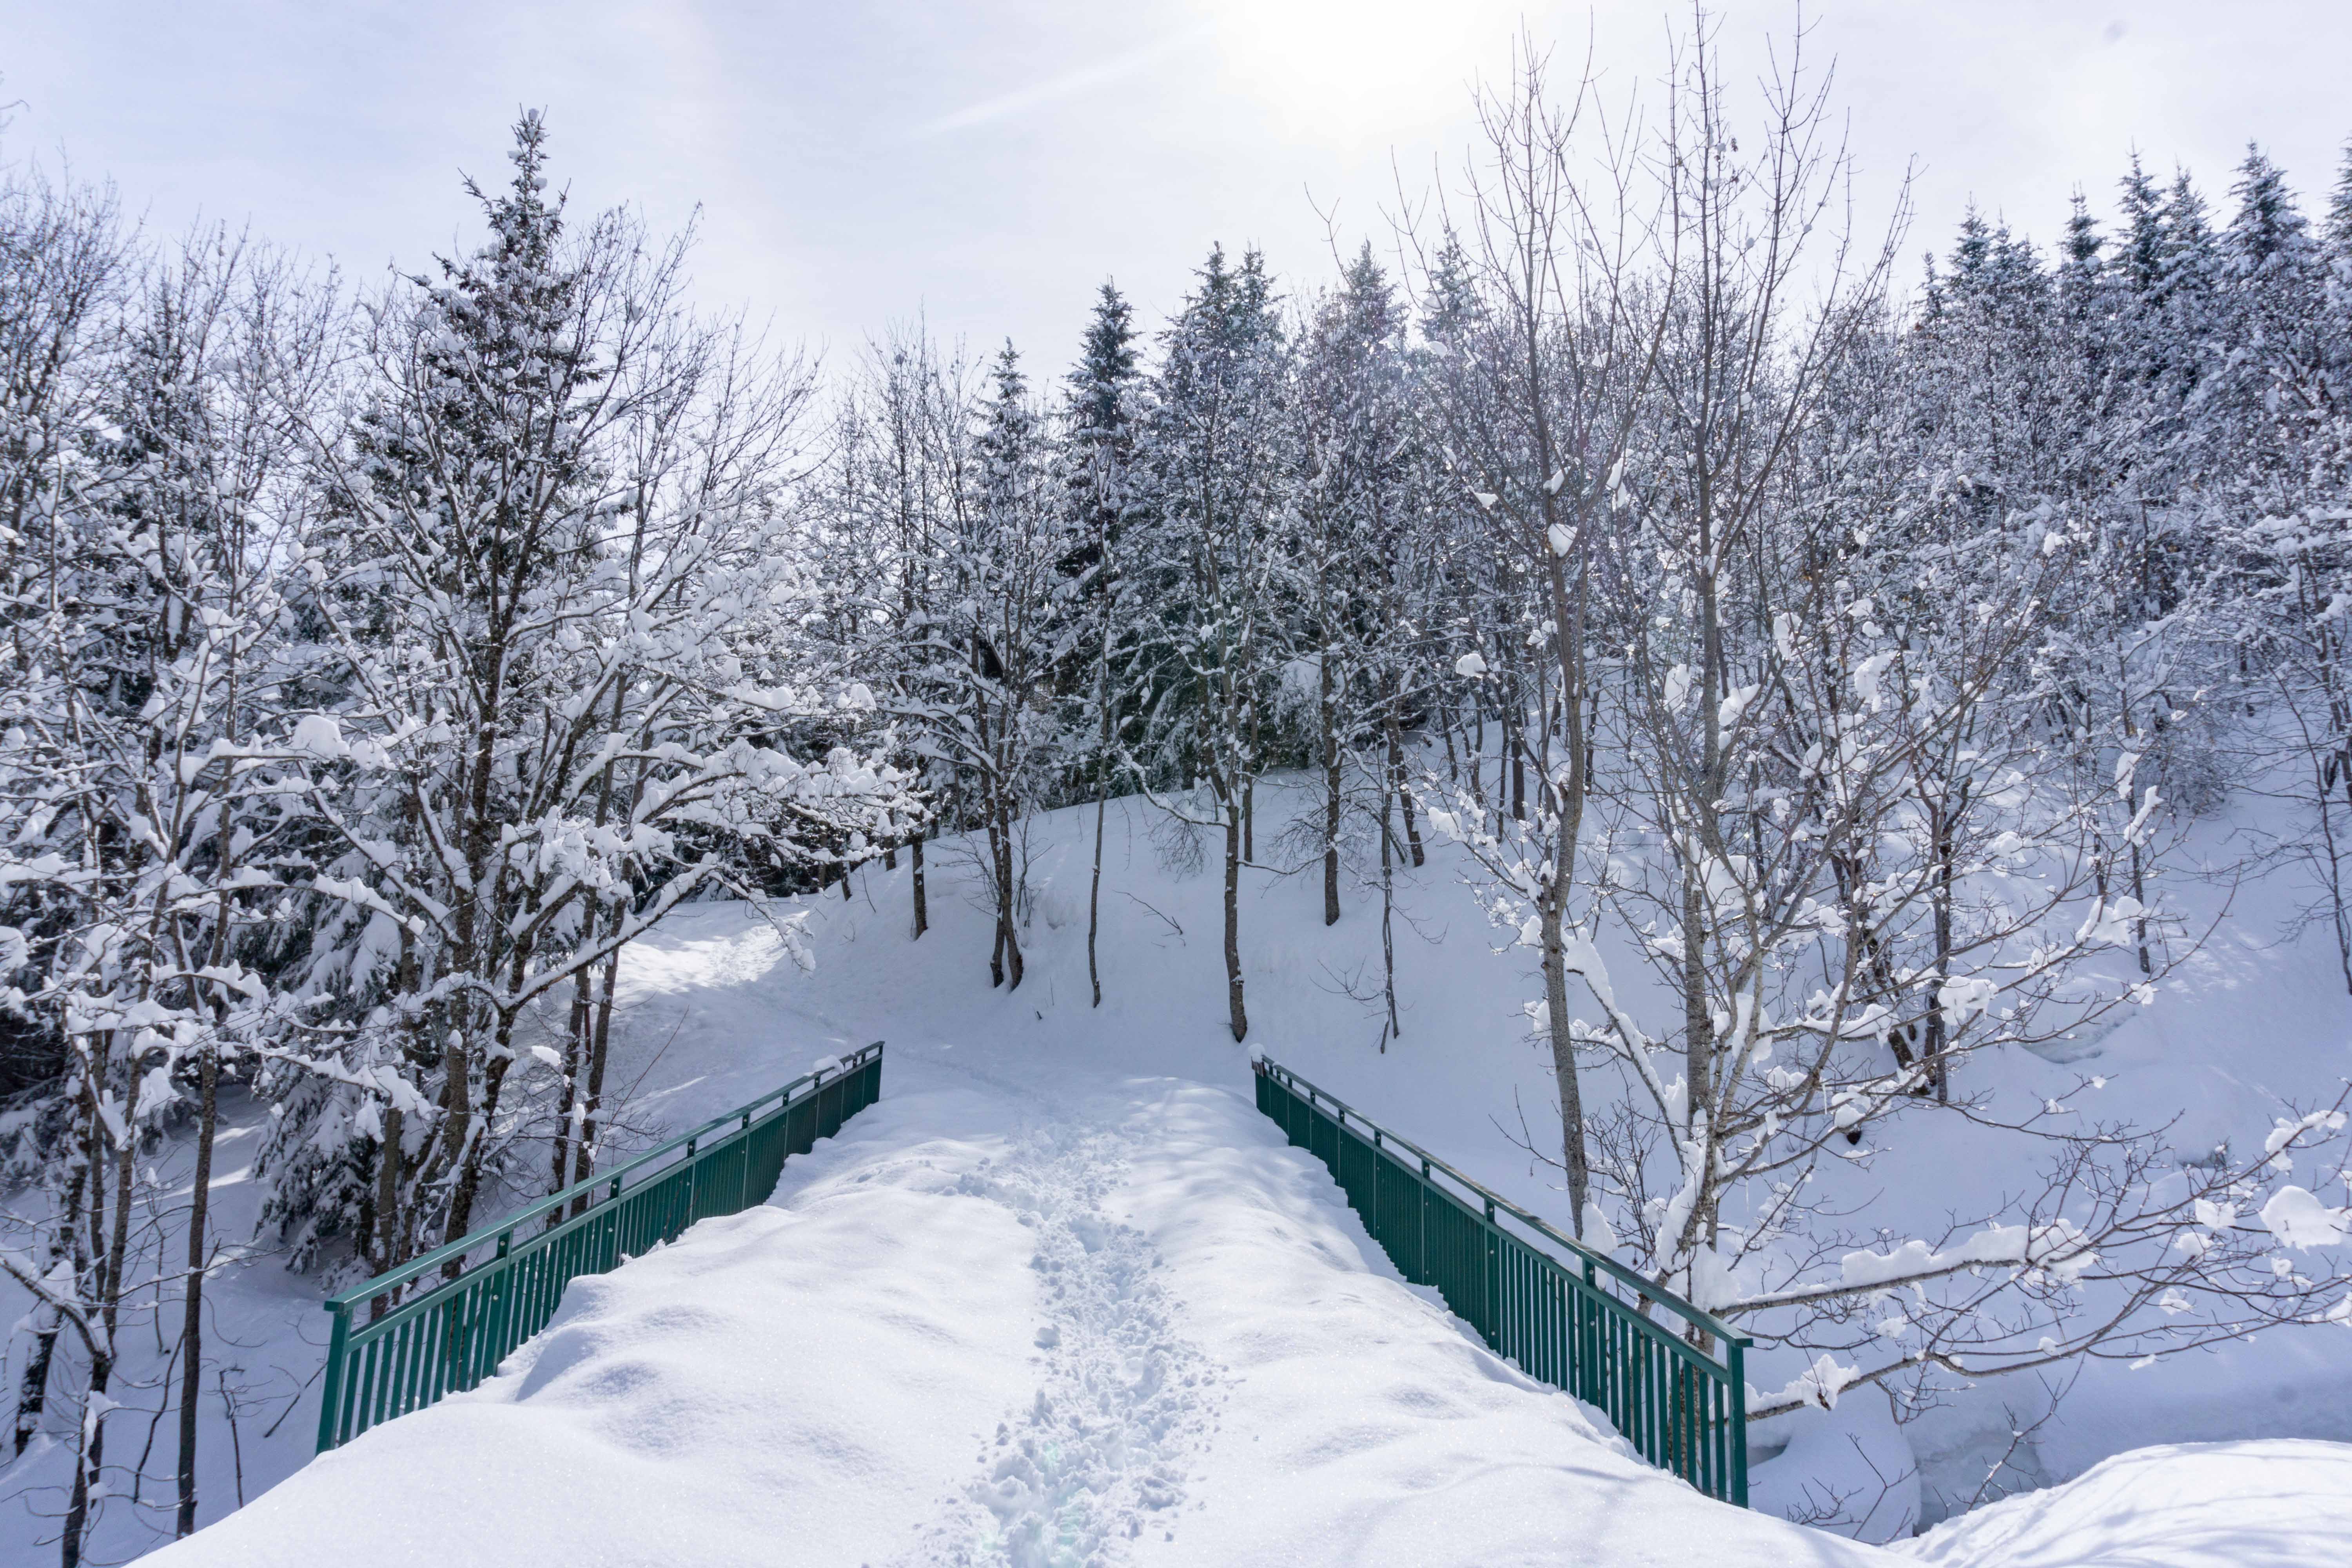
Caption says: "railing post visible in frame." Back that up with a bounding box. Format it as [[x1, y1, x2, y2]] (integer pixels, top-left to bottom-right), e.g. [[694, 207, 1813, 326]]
[[1728, 1336, 1749, 1508], [482, 1229, 514, 1382], [606, 1176, 624, 1267], [1483, 1197, 1500, 1350], [1583, 1257, 1600, 1407], [1419, 1157, 1432, 1281], [316, 1300, 351, 1453]]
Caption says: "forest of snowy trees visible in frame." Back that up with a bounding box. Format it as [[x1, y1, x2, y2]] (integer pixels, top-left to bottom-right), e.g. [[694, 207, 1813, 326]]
[[5, 19, 2352, 1561]]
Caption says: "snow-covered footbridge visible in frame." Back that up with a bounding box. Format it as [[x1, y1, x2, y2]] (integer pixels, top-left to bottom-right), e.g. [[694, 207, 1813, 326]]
[[151, 1047, 1884, 1568]]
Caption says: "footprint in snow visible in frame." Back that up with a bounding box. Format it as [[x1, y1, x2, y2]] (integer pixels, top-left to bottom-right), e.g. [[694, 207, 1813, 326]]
[[895, 1121, 1220, 1568]]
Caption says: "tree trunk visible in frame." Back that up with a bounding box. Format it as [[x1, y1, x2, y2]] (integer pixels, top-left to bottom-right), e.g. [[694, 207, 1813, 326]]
[[1681, 875, 1713, 1140], [1386, 717, 1425, 868], [559, 944, 622, 1222], [65, 1067, 138, 1568], [1539, 896, 1589, 1230], [372, 1106, 403, 1319], [1469, 704, 1487, 811], [1087, 791, 1107, 1007], [986, 806, 1007, 988], [1510, 717, 1526, 821], [13, 1156, 87, 1454], [2129, 836, 2152, 978], [995, 795, 1025, 992], [173, 1044, 218, 1537], [1087, 591, 1116, 1005], [910, 832, 928, 940], [1223, 793, 1248, 1043], [11, 1315, 58, 1458], [1321, 656, 1342, 926], [552, 967, 591, 1205], [61, 1347, 110, 1568], [1379, 775, 1400, 1048], [1925, 789, 1964, 1103]]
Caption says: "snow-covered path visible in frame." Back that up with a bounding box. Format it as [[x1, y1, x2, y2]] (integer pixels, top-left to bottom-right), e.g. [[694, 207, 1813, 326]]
[[149, 1049, 1893, 1568]]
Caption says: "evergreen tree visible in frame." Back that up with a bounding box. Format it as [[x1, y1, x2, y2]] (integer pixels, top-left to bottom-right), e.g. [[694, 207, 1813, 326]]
[[1063, 283, 1144, 1007], [258, 113, 911, 1285], [1138, 243, 1293, 1042], [2225, 144, 2313, 276]]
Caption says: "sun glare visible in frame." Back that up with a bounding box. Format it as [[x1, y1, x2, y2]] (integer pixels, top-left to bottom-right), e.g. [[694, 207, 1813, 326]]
[[1192, 0, 1527, 143]]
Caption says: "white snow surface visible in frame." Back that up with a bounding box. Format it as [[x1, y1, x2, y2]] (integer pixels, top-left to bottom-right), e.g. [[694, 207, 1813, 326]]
[[149, 1058, 1891, 1568], [18, 785, 2352, 1563], [1896, 1440, 2352, 1568]]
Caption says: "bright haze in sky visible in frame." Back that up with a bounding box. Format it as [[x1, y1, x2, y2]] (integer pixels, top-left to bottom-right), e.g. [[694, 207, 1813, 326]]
[[5, 1, 2348, 373]]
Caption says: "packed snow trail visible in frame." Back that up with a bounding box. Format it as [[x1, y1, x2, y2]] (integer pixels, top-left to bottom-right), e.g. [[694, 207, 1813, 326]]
[[893, 1079, 1219, 1566], [151, 1047, 1893, 1568]]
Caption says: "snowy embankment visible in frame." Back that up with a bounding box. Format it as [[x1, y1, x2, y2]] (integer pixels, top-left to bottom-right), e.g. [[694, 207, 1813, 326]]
[[1898, 1441, 2352, 1568], [151, 1057, 1890, 1568]]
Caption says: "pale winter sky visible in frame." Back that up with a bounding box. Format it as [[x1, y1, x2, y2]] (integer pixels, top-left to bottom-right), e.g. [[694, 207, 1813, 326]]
[[4, 2, 2349, 375]]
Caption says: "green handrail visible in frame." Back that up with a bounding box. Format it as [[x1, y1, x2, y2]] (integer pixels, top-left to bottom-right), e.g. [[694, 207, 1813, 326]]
[[1253, 1054, 1750, 1506], [315, 1042, 885, 1453]]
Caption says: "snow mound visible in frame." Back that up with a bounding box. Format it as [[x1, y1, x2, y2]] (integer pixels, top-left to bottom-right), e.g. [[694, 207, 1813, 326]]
[[148, 1085, 1044, 1568], [152, 1055, 1896, 1568], [1897, 1439, 2352, 1568]]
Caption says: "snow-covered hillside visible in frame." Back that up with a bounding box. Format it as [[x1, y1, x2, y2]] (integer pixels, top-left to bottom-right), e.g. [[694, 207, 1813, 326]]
[[9, 784, 2352, 1564]]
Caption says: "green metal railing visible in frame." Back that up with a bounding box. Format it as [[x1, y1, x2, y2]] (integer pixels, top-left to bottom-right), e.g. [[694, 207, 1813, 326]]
[[1253, 1055, 1750, 1505], [316, 1042, 884, 1453]]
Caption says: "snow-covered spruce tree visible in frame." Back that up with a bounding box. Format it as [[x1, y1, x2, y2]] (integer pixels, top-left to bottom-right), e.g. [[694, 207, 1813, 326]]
[[1132, 245, 1293, 1043], [1278, 245, 1445, 1043], [1404, 234, 1516, 835], [2033, 163, 2228, 991], [1872, 207, 2132, 1092], [1288, 247, 1419, 933], [897, 341, 1075, 991], [817, 326, 969, 937], [1061, 283, 1145, 1007], [255, 115, 915, 1289], [2199, 149, 2352, 987]]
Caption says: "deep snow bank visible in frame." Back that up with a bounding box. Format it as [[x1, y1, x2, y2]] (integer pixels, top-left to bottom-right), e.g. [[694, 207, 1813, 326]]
[[152, 1053, 1893, 1568], [1897, 1440, 2352, 1568]]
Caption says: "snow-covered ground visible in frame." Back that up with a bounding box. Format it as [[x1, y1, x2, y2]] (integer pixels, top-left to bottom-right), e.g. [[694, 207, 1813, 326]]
[[1898, 1440, 2352, 1568], [12, 783, 2352, 1563]]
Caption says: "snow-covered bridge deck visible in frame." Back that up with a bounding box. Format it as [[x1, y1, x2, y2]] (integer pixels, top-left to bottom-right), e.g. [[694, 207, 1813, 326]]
[[152, 1059, 1889, 1568]]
